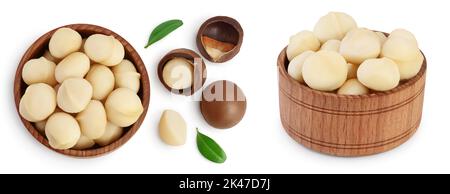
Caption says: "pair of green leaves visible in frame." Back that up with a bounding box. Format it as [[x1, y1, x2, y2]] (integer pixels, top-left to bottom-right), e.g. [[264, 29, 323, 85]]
[[145, 19, 183, 48], [196, 128, 227, 164]]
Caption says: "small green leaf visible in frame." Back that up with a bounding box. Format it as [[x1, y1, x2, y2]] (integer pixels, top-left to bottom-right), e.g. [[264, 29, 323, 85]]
[[196, 128, 227, 163], [145, 19, 183, 48]]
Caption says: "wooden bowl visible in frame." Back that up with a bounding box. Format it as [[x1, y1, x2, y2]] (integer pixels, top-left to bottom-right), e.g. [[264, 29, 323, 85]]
[[14, 24, 150, 158], [277, 46, 426, 157]]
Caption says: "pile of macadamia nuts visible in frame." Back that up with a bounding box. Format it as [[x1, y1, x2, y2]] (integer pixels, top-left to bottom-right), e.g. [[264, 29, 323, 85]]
[[19, 27, 143, 150], [287, 12, 424, 95]]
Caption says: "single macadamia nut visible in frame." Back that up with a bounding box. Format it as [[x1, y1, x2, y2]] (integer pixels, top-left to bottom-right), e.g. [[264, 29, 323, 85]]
[[339, 28, 381, 64], [302, 51, 348, 91], [19, 83, 56, 122], [112, 60, 141, 93], [395, 52, 424, 80], [85, 64, 115, 100], [105, 88, 143, 127], [286, 30, 320, 61], [45, 112, 81, 150], [84, 34, 115, 63], [357, 58, 400, 91], [49, 28, 82, 59], [162, 57, 194, 90], [22, 57, 57, 86], [76, 100, 107, 139], [389, 29, 418, 46], [313, 12, 357, 43], [320, 39, 341, 52], [57, 78, 93, 113], [72, 135, 95, 150], [381, 36, 420, 62], [337, 79, 369, 95], [100, 38, 125, 66], [287, 51, 314, 83], [95, 122, 123, 146], [346, 63, 358, 79], [55, 52, 90, 83], [158, 109, 187, 146]]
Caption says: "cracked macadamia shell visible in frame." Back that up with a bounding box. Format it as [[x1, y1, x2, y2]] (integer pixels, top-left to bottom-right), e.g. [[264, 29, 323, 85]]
[[20, 83, 56, 122], [357, 57, 400, 91], [339, 28, 381, 64], [49, 28, 82, 59], [287, 51, 314, 83], [159, 109, 187, 146], [112, 60, 141, 93], [302, 51, 348, 91], [320, 39, 341, 52], [85, 64, 115, 100], [95, 121, 123, 146], [286, 30, 320, 61], [55, 52, 90, 83], [337, 78, 369, 95], [45, 112, 81, 150], [57, 78, 93, 113], [313, 12, 357, 43], [162, 57, 194, 90], [76, 100, 107, 139], [105, 88, 143, 127], [84, 34, 115, 63], [22, 57, 57, 86]]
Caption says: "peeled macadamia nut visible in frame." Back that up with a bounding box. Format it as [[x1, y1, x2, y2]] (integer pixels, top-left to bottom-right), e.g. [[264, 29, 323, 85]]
[[162, 57, 194, 90], [320, 39, 341, 52], [73, 135, 95, 150], [85, 64, 115, 100], [57, 78, 93, 113], [76, 100, 107, 139], [45, 112, 81, 150], [112, 60, 141, 93], [313, 12, 357, 43], [302, 51, 348, 91], [105, 88, 143, 127], [357, 58, 400, 91], [337, 79, 369, 95], [84, 34, 115, 63], [95, 122, 123, 146], [159, 109, 187, 146], [101, 38, 125, 66], [339, 28, 381, 64], [287, 51, 314, 83], [55, 52, 90, 83], [286, 30, 320, 61], [49, 28, 82, 59], [346, 63, 358, 79], [395, 52, 424, 80], [22, 57, 57, 86], [389, 29, 418, 46], [20, 83, 56, 122]]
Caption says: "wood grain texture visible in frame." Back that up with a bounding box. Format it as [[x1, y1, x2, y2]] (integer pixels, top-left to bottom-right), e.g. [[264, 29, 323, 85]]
[[277, 47, 426, 157], [14, 24, 150, 158]]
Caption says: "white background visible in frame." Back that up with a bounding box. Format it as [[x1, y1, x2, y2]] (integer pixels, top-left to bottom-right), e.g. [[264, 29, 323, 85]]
[[1, 0, 449, 174]]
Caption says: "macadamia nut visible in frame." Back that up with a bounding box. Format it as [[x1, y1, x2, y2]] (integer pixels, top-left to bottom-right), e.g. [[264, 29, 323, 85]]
[[84, 34, 115, 63], [76, 100, 107, 139], [57, 78, 93, 113], [49, 28, 82, 59], [19, 83, 56, 122], [337, 79, 369, 95], [55, 52, 90, 83], [287, 51, 314, 83], [43, 50, 61, 63], [302, 51, 348, 91], [159, 109, 187, 146], [339, 28, 381, 64], [162, 58, 194, 90], [100, 38, 125, 66], [286, 30, 320, 61], [112, 60, 141, 93], [73, 135, 95, 150], [320, 39, 341, 52], [45, 112, 81, 150], [95, 122, 123, 146], [357, 58, 400, 91], [313, 12, 357, 43], [85, 64, 115, 100], [105, 88, 143, 127], [22, 57, 57, 86], [389, 29, 418, 46]]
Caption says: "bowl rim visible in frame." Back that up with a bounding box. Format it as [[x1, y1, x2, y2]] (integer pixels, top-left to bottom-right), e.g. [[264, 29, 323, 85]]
[[13, 23, 150, 158]]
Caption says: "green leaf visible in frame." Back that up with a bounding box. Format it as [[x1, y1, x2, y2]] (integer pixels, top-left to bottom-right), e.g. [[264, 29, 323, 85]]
[[145, 19, 183, 48], [196, 128, 227, 163]]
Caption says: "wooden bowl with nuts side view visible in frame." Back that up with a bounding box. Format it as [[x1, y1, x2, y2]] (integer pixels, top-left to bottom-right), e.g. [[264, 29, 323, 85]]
[[14, 24, 150, 157], [277, 47, 426, 157]]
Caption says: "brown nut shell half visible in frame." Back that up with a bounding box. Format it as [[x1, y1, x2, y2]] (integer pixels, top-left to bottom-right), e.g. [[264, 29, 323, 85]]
[[157, 48, 207, 96], [196, 16, 244, 63]]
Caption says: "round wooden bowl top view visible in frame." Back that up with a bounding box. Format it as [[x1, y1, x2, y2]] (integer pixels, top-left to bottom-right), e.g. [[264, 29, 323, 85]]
[[277, 34, 427, 157], [14, 24, 150, 158]]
